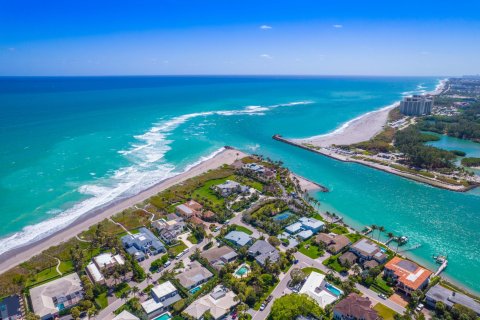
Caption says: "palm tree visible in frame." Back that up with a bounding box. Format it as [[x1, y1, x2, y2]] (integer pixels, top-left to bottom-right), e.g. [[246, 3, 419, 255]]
[[146, 272, 152, 284], [132, 286, 140, 297], [370, 224, 378, 238], [378, 226, 385, 241]]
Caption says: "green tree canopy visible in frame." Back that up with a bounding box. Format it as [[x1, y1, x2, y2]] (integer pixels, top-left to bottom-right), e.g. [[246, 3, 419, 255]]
[[268, 294, 323, 320]]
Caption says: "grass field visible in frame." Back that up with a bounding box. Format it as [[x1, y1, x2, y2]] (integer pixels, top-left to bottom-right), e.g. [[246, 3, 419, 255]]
[[168, 241, 188, 257], [95, 292, 109, 309], [373, 303, 397, 320], [192, 177, 228, 207], [298, 238, 324, 259], [301, 267, 325, 275], [322, 253, 348, 273], [231, 224, 254, 235], [26, 267, 59, 287], [187, 234, 199, 244]]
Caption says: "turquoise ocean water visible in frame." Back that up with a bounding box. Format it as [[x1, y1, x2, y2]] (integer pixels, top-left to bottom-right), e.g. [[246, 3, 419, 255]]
[[0, 76, 479, 292]]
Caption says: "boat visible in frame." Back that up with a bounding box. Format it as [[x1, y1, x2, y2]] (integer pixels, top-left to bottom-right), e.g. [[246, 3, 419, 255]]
[[398, 236, 409, 244], [433, 254, 448, 264]]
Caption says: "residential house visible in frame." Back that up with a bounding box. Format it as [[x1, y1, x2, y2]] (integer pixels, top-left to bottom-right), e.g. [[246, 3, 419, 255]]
[[183, 285, 239, 320], [298, 217, 325, 233], [425, 284, 480, 315], [30, 273, 84, 320], [297, 229, 314, 240], [141, 281, 181, 318], [175, 261, 214, 290], [285, 222, 302, 234], [214, 180, 249, 197], [224, 231, 253, 247], [285, 217, 324, 239], [201, 246, 238, 270], [315, 233, 351, 254], [364, 260, 379, 269], [152, 218, 185, 244], [121, 227, 165, 262], [333, 293, 379, 320], [349, 238, 387, 264], [339, 252, 357, 267], [0, 295, 23, 320], [112, 310, 140, 320], [86, 252, 125, 284], [176, 200, 203, 218], [248, 240, 280, 266], [299, 272, 341, 308], [384, 257, 432, 295]]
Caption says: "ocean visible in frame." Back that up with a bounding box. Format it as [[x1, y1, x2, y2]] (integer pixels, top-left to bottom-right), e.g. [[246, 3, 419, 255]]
[[1, 76, 479, 292]]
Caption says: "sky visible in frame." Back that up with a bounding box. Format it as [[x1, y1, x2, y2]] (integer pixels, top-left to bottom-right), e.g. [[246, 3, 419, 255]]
[[1, 0, 479, 76]]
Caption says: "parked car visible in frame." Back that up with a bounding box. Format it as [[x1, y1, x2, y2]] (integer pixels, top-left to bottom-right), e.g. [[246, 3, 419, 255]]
[[164, 260, 171, 267], [260, 303, 266, 311], [416, 303, 424, 312], [378, 293, 387, 300], [293, 259, 299, 264]]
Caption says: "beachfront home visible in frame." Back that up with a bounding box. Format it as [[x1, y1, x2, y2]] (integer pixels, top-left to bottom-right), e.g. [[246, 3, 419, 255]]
[[176, 200, 203, 218], [86, 252, 125, 284], [183, 285, 239, 320], [30, 273, 84, 320], [297, 229, 314, 240], [299, 271, 341, 308], [285, 217, 324, 239], [285, 222, 302, 234], [425, 284, 480, 315], [333, 293, 379, 320], [298, 217, 325, 233], [201, 246, 238, 270], [0, 295, 23, 320], [141, 281, 181, 318], [349, 238, 387, 264], [248, 240, 280, 266], [175, 261, 214, 290], [384, 257, 432, 295], [152, 218, 186, 244], [121, 227, 165, 262], [214, 180, 249, 197], [224, 231, 253, 247], [315, 233, 351, 254], [112, 310, 140, 320]]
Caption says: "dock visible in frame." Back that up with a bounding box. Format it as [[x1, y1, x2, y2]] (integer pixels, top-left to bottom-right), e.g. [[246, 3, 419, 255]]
[[434, 260, 448, 277], [397, 243, 421, 252]]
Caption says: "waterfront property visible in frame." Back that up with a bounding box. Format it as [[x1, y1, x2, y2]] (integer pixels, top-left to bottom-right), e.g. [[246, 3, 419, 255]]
[[333, 293, 379, 320], [349, 238, 387, 264], [248, 240, 280, 266], [183, 285, 239, 320], [299, 271, 341, 308], [152, 218, 186, 244], [112, 310, 140, 320], [0, 294, 23, 320], [121, 227, 165, 261], [425, 283, 480, 315], [285, 217, 324, 240], [201, 246, 238, 270], [399, 94, 433, 116], [175, 261, 214, 290], [176, 200, 203, 218], [298, 217, 325, 233], [86, 252, 125, 284], [214, 180, 249, 197], [383, 257, 432, 295], [315, 233, 351, 254], [224, 231, 253, 247], [29, 273, 84, 320], [141, 281, 181, 318]]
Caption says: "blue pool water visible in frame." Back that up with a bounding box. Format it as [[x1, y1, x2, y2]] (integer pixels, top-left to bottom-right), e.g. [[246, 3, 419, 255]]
[[154, 313, 171, 320], [235, 266, 249, 276], [189, 286, 202, 294], [325, 283, 343, 297]]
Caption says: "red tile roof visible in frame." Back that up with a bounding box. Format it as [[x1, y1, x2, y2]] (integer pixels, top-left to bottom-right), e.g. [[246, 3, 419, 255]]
[[384, 257, 432, 291]]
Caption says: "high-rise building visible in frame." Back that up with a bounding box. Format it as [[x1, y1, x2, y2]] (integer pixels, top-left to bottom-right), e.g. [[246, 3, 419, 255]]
[[399, 95, 433, 116]]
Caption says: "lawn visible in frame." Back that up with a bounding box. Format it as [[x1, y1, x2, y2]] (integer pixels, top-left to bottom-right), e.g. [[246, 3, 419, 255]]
[[301, 267, 325, 275], [345, 232, 363, 243], [95, 292, 108, 309], [331, 225, 349, 234], [370, 275, 394, 295], [58, 260, 74, 274], [114, 283, 131, 298], [192, 178, 228, 207], [311, 213, 325, 221], [168, 241, 188, 257], [373, 304, 397, 320], [298, 239, 324, 259], [231, 224, 253, 235], [26, 267, 59, 287], [322, 254, 348, 273], [187, 234, 199, 244]]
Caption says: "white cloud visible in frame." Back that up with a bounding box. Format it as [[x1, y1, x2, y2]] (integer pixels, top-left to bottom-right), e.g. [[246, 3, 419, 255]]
[[260, 54, 273, 59], [260, 25, 272, 30], [333, 24, 343, 28]]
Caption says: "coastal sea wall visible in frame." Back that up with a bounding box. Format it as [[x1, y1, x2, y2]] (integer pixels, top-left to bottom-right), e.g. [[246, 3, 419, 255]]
[[273, 134, 478, 192]]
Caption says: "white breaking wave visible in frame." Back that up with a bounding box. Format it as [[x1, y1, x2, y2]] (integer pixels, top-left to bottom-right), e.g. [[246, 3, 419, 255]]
[[0, 100, 312, 256]]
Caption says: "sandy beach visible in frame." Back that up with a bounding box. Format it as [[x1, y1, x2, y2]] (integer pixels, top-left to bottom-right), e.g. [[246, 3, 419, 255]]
[[0, 147, 247, 274], [294, 103, 398, 147]]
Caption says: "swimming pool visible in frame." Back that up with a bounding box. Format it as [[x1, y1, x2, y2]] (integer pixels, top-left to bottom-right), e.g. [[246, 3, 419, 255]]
[[154, 312, 171, 320], [236, 266, 248, 275], [325, 283, 343, 297], [190, 285, 202, 294]]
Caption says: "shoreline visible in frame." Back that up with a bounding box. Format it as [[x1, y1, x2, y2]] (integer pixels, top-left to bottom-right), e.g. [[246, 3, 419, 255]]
[[0, 147, 247, 274]]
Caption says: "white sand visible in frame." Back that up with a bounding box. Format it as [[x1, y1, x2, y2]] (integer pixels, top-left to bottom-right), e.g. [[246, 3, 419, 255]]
[[0, 148, 247, 274], [295, 103, 398, 147]]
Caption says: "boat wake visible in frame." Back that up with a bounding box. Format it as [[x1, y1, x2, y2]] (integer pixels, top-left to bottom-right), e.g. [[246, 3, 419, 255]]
[[0, 100, 312, 256]]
